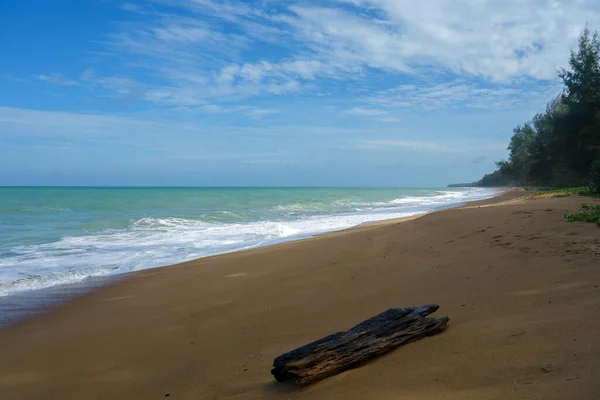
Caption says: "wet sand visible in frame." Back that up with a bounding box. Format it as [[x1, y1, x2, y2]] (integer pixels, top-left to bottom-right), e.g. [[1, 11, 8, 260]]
[[1, 190, 600, 399]]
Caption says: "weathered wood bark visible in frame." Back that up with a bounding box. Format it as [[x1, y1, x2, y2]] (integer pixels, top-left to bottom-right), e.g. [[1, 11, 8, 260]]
[[271, 304, 449, 384]]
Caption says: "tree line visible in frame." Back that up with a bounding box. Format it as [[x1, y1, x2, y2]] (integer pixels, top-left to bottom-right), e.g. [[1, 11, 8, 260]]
[[477, 26, 600, 192]]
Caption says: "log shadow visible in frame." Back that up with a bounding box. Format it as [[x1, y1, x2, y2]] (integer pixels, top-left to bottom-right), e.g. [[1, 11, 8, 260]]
[[260, 342, 424, 397], [261, 379, 308, 396]]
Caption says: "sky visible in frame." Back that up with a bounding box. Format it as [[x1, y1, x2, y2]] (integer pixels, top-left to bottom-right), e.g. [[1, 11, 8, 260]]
[[1, 0, 599, 187]]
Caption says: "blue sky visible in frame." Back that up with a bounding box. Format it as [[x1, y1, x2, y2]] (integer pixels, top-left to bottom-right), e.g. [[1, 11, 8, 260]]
[[1, 0, 598, 186]]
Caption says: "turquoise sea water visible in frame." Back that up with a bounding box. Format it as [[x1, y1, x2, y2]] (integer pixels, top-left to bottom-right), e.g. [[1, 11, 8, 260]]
[[0, 187, 497, 296]]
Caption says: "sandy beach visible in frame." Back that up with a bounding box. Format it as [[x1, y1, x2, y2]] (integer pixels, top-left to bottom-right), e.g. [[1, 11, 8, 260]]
[[1, 190, 600, 400]]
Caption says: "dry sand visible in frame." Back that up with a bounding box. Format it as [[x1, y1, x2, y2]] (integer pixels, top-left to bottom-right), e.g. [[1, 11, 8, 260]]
[[1, 191, 600, 400]]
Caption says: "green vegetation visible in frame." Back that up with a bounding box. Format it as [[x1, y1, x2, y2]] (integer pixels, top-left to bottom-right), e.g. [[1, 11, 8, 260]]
[[529, 187, 589, 196], [589, 157, 600, 194], [476, 26, 600, 189], [565, 204, 600, 226]]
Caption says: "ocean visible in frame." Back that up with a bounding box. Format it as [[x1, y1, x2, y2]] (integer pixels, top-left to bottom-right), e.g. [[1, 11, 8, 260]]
[[0, 187, 497, 297]]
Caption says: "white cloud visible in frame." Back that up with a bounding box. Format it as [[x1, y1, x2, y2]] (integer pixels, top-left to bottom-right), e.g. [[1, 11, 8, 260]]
[[0, 107, 320, 141], [33, 74, 78, 86], [201, 104, 225, 113], [4, 74, 27, 83], [246, 108, 280, 118], [26, 0, 600, 110], [152, 26, 212, 43], [0, 107, 173, 139], [0, 106, 507, 164], [35, 70, 144, 99], [362, 80, 562, 111], [125, 0, 597, 98], [319, 0, 600, 81], [174, 0, 256, 19], [346, 107, 401, 122], [81, 68, 95, 80], [378, 117, 402, 123], [95, 76, 140, 91], [348, 107, 387, 116]]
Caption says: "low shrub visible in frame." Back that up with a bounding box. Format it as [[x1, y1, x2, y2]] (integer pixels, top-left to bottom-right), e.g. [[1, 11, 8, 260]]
[[565, 204, 600, 227]]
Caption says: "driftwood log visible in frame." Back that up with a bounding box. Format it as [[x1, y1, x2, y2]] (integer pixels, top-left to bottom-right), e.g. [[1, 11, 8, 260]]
[[271, 304, 448, 384]]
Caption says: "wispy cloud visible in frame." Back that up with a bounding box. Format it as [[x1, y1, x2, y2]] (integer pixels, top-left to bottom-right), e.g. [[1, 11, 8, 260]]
[[9, 0, 594, 185], [347, 107, 401, 122], [3, 74, 27, 83], [0, 106, 337, 141], [315, 0, 599, 81], [200, 104, 225, 113], [33, 74, 78, 86], [246, 108, 280, 118], [378, 117, 402, 123], [355, 139, 507, 153], [27, 0, 596, 110], [0, 106, 172, 139], [361, 80, 562, 112], [348, 107, 387, 116], [31, 68, 144, 100]]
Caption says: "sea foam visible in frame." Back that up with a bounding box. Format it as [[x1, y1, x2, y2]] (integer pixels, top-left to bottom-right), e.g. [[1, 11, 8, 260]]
[[0, 188, 497, 296]]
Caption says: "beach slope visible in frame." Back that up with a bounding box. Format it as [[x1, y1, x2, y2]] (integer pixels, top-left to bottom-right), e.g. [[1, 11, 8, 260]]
[[1, 191, 600, 399]]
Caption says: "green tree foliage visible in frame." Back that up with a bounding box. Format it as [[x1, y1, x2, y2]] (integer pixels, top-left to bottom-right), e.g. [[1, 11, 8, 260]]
[[589, 156, 600, 194], [478, 26, 600, 187]]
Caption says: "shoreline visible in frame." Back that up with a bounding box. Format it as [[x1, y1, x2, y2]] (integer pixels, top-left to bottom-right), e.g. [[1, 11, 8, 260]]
[[0, 188, 506, 328], [6, 188, 599, 399]]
